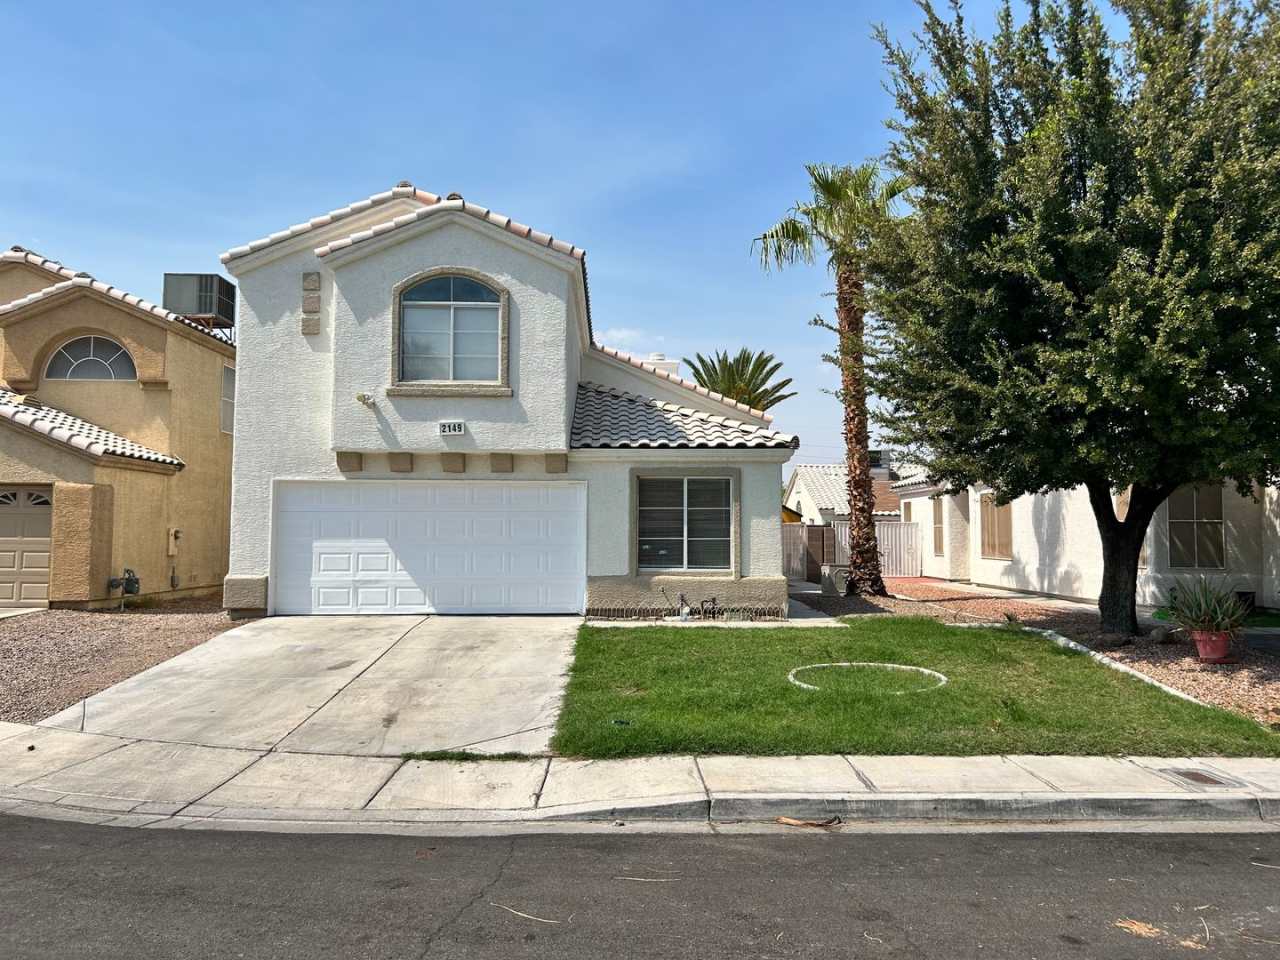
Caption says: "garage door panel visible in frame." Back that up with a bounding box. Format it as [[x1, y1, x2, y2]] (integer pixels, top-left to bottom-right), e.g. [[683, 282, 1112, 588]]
[[1, 486, 51, 609], [273, 481, 585, 615]]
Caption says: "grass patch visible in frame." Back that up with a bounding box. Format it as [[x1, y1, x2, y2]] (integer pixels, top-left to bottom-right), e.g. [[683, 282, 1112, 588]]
[[400, 751, 537, 762], [552, 617, 1280, 758]]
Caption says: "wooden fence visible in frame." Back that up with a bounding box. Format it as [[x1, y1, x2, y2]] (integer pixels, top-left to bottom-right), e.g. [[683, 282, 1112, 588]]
[[783, 520, 921, 583]]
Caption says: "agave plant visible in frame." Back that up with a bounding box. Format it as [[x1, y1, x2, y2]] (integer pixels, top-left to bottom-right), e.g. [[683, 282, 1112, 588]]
[[1165, 578, 1249, 635], [681, 348, 797, 412]]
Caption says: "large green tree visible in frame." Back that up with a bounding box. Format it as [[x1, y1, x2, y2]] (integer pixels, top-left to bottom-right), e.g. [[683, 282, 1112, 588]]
[[682, 348, 798, 411], [868, 0, 1280, 632], [757, 162, 909, 596]]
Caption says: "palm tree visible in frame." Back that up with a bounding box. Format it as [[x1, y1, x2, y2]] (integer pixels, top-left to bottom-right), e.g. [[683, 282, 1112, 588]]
[[756, 162, 908, 596], [681, 348, 797, 412]]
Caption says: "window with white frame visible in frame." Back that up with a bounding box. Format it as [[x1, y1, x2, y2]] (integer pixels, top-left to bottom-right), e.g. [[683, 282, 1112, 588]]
[[399, 274, 501, 382], [44, 336, 137, 381], [220, 366, 235, 434], [1167, 485, 1224, 568], [638, 477, 732, 570], [932, 497, 945, 556]]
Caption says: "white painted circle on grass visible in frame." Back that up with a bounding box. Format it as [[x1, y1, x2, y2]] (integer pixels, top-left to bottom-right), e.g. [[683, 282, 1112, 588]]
[[786, 662, 949, 693]]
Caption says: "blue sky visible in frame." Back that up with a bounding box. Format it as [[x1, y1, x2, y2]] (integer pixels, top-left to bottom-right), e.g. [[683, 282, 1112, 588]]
[[1, 0, 1011, 468]]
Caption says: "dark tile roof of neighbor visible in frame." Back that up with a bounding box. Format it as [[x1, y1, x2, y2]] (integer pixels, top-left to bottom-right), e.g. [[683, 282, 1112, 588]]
[[0, 388, 184, 468], [571, 382, 798, 449]]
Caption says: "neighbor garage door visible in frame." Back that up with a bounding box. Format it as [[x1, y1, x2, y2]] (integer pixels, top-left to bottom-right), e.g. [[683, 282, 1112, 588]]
[[272, 481, 586, 615], [0, 487, 52, 608]]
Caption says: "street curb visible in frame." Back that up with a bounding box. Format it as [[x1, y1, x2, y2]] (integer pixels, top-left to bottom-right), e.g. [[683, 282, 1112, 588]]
[[708, 793, 1272, 822], [3, 790, 1276, 832]]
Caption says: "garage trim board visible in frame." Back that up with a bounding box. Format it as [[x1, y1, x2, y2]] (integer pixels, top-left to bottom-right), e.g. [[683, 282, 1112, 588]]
[[270, 479, 587, 615]]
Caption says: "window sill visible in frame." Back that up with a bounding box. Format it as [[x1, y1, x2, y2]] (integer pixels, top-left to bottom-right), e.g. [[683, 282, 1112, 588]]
[[387, 383, 512, 398], [636, 568, 736, 577], [980, 554, 1013, 562]]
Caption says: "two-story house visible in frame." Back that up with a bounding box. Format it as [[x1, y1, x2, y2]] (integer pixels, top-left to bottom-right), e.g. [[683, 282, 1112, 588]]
[[0, 247, 236, 608], [220, 184, 798, 617]]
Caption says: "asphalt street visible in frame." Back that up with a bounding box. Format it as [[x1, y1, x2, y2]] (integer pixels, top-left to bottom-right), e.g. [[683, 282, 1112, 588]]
[[2, 816, 1279, 958]]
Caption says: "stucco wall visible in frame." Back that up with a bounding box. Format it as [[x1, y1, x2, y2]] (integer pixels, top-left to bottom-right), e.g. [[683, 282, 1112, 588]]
[[1263, 487, 1280, 608], [966, 485, 1264, 605], [0, 263, 62, 313], [328, 220, 574, 453], [901, 492, 971, 581], [0, 427, 96, 484]]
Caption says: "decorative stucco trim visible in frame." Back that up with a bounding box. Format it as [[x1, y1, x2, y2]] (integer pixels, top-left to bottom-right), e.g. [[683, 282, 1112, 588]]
[[441, 452, 466, 473], [628, 466, 743, 578], [336, 452, 364, 473], [388, 266, 511, 398], [388, 452, 414, 473]]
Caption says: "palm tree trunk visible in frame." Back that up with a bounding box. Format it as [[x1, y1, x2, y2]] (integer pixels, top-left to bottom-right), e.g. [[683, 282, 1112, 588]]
[[836, 264, 887, 596]]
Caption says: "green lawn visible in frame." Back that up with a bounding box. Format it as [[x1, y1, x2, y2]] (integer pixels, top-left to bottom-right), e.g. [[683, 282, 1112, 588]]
[[552, 617, 1280, 758]]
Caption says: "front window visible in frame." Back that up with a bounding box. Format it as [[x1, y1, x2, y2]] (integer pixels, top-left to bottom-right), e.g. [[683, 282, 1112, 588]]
[[399, 274, 500, 382], [1167, 485, 1224, 568], [932, 497, 944, 556], [980, 493, 1012, 560], [44, 336, 137, 381], [638, 477, 732, 570]]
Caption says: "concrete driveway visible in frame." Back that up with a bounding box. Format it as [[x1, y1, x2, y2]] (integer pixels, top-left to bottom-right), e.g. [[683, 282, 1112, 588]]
[[39, 616, 580, 756]]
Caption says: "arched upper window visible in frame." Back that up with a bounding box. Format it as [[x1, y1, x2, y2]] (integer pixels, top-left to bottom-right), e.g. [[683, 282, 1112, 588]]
[[44, 336, 137, 381], [399, 274, 501, 383]]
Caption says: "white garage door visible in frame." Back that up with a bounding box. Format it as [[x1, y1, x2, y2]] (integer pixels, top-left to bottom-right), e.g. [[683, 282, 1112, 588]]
[[0, 487, 52, 608], [272, 481, 586, 615]]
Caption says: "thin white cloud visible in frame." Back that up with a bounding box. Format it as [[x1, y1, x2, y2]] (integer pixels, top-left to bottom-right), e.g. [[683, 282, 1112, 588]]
[[598, 327, 665, 351]]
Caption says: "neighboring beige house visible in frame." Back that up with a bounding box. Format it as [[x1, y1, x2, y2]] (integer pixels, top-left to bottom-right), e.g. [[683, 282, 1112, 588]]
[[0, 247, 236, 608], [783, 460, 901, 525], [893, 474, 1280, 609]]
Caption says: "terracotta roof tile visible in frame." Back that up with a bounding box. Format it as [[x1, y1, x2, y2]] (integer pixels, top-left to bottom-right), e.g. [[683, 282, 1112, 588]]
[[0, 389, 183, 468], [0, 274, 234, 346], [0, 246, 79, 282], [591, 345, 774, 424], [571, 382, 797, 450]]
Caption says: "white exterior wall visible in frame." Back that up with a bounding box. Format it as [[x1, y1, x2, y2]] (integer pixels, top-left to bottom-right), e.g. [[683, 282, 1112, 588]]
[[966, 485, 1265, 605], [230, 452, 781, 582], [901, 492, 969, 581], [329, 219, 574, 453]]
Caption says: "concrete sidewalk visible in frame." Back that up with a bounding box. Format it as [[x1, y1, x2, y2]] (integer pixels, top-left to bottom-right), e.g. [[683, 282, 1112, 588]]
[[2, 721, 1278, 832]]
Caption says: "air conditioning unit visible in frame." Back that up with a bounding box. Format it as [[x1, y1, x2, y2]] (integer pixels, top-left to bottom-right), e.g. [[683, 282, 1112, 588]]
[[163, 274, 236, 329]]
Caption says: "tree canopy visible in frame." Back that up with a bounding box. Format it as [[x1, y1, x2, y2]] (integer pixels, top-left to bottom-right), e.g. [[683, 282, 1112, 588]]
[[866, 0, 1280, 631]]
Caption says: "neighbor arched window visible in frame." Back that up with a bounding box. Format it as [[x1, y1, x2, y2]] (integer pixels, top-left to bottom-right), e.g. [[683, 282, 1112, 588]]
[[44, 336, 137, 381], [399, 274, 501, 382]]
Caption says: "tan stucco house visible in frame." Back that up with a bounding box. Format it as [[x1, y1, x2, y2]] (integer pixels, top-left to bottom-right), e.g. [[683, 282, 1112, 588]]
[[0, 246, 236, 608]]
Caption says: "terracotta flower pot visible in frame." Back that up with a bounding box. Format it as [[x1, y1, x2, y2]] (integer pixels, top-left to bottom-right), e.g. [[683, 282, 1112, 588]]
[[1189, 629, 1235, 664]]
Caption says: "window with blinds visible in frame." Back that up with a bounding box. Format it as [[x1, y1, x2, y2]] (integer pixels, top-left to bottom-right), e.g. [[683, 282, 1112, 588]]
[[980, 493, 1012, 560]]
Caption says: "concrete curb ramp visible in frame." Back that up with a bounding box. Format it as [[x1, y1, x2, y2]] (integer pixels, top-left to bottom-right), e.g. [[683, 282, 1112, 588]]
[[2, 723, 1279, 834]]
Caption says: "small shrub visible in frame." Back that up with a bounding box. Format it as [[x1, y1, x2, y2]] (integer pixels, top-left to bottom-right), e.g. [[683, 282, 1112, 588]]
[[1166, 578, 1248, 634]]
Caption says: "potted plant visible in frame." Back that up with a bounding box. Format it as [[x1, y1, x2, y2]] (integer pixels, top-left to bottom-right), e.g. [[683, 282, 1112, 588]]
[[1165, 578, 1248, 664]]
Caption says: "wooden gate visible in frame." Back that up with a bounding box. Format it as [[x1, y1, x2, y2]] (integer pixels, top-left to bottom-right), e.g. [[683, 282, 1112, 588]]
[[833, 520, 921, 577], [782, 523, 810, 580]]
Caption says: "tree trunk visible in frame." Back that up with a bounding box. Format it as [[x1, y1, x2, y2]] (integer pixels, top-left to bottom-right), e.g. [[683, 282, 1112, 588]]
[[1085, 481, 1170, 635], [836, 264, 887, 596]]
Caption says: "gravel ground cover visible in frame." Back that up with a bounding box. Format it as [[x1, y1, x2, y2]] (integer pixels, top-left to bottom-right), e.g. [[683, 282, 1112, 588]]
[[0, 598, 250, 724], [794, 578, 1279, 729]]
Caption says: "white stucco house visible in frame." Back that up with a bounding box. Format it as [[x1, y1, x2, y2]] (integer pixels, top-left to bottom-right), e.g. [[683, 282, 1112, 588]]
[[893, 474, 1280, 609], [783, 461, 901, 526], [220, 183, 798, 617]]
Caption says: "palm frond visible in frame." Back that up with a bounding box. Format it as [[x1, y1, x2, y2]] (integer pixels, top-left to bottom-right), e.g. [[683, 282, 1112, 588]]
[[681, 348, 797, 411], [754, 216, 814, 272]]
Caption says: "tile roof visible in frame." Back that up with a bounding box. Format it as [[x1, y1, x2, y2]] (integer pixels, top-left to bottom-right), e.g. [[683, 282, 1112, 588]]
[[570, 382, 798, 450], [591, 345, 774, 423], [890, 471, 933, 490], [220, 182, 594, 338], [313, 194, 586, 263], [0, 389, 184, 469], [0, 246, 79, 282], [0, 265, 234, 347], [789, 463, 901, 514]]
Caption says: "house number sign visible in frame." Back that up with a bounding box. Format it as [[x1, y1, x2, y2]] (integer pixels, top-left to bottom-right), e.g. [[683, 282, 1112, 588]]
[[439, 420, 466, 436]]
